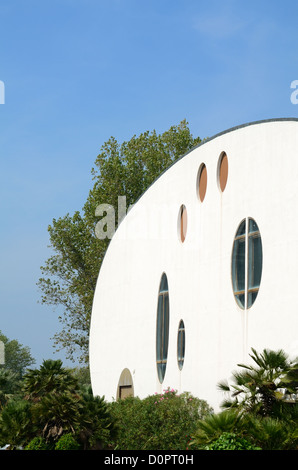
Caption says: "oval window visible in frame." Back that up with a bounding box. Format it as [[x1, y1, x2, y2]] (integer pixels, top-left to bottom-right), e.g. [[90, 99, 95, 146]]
[[156, 273, 170, 383], [197, 163, 207, 202], [231, 218, 263, 309], [218, 152, 228, 192], [178, 204, 187, 243], [177, 320, 185, 370]]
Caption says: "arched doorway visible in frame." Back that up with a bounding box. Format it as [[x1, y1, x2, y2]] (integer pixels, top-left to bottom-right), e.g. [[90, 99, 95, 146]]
[[116, 368, 134, 399]]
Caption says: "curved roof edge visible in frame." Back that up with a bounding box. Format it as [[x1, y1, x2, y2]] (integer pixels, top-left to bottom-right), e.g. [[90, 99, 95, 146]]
[[170, 117, 298, 170], [129, 117, 298, 207], [191, 116, 298, 150], [99, 117, 298, 241]]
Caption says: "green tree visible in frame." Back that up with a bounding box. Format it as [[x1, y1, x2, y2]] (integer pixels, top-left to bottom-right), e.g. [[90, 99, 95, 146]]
[[20, 359, 81, 444], [0, 369, 21, 409], [190, 409, 245, 449], [0, 330, 35, 378], [25, 436, 50, 450], [218, 348, 298, 416], [0, 399, 35, 449], [32, 391, 82, 442], [245, 413, 298, 450], [38, 120, 202, 363], [190, 349, 298, 451], [55, 433, 81, 450], [78, 385, 117, 450], [22, 359, 78, 401], [109, 389, 212, 450], [204, 432, 261, 450]]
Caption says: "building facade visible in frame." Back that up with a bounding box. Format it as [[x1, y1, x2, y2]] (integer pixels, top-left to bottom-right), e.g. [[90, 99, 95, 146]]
[[89, 118, 298, 411]]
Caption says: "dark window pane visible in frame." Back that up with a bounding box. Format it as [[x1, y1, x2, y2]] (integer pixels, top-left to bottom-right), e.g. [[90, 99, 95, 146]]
[[248, 234, 262, 290], [247, 291, 258, 308], [232, 238, 246, 293], [163, 295, 169, 360], [249, 218, 259, 233], [156, 296, 163, 361], [232, 218, 262, 310], [235, 293, 245, 308], [236, 219, 246, 237], [156, 274, 170, 383], [159, 273, 168, 293]]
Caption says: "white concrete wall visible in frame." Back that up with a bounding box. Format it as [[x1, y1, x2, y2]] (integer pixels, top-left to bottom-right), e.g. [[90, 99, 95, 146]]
[[89, 119, 298, 411]]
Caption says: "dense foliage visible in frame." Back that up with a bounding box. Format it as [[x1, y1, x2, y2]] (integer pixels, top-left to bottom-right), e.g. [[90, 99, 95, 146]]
[[190, 348, 298, 450], [0, 360, 116, 450], [108, 389, 212, 450], [0, 330, 35, 379], [37, 120, 202, 363], [0, 349, 297, 450]]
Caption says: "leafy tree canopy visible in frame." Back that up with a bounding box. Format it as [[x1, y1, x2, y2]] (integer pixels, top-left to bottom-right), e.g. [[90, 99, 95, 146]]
[[37, 120, 202, 363], [0, 330, 35, 379]]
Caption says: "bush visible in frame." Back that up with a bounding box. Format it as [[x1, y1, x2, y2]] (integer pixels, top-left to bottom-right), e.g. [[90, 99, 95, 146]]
[[204, 432, 261, 450], [55, 433, 81, 450], [25, 437, 50, 450], [0, 399, 35, 449], [108, 389, 213, 450]]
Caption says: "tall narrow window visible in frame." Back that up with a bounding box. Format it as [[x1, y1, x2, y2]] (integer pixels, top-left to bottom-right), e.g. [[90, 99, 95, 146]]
[[232, 218, 263, 309], [156, 273, 170, 383], [197, 163, 207, 202], [218, 152, 228, 192], [177, 320, 185, 370], [178, 204, 187, 243]]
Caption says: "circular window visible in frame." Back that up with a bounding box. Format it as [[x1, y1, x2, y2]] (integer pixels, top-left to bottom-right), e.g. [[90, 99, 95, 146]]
[[156, 273, 170, 383], [177, 320, 185, 370], [178, 205, 187, 243], [218, 152, 228, 192], [231, 218, 263, 309], [197, 163, 207, 202]]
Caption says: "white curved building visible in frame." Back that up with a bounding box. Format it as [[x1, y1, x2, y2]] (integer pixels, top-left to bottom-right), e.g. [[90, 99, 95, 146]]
[[89, 118, 298, 411]]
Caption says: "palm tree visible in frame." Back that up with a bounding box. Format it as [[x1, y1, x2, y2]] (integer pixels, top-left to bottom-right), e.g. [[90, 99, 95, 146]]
[[33, 392, 82, 442], [22, 359, 79, 401], [0, 368, 21, 409], [0, 399, 35, 449], [190, 409, 244, 448], [218, 348, 298, 416], [21, 359, 82, 445], [78, 385, 116, 450]]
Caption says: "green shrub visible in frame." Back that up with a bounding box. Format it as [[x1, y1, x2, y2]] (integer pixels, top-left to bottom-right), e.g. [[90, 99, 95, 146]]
[[55, 433, 81, 450], [204, 432, 261, 450], [0, 399, 35, 449], [25, 437, 49, 450], [109, 389, 213, 450]]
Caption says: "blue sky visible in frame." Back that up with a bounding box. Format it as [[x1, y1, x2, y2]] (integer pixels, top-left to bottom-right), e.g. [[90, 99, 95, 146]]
[[0, 0, 297, 367]]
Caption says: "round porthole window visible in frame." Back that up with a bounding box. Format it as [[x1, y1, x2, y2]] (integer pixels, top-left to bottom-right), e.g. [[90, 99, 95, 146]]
[[197, 163, 207, 202], [231, 218, 263, 309]]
